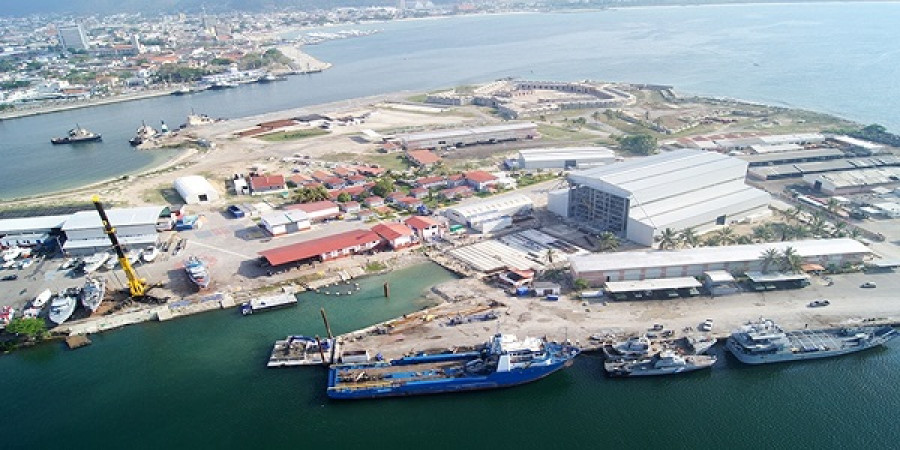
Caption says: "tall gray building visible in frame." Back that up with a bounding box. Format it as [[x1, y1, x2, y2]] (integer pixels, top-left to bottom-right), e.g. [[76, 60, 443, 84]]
[[58, 24, 89, 50]]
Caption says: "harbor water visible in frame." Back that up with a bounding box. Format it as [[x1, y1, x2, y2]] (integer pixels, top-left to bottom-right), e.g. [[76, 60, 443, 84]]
[[3, 3, 900, 199], [2, 262, 899, 448]]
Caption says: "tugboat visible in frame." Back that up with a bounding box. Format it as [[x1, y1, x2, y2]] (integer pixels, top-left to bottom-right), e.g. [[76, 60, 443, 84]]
[[129, 122, 158, 146], [51, 125, 102, 144]]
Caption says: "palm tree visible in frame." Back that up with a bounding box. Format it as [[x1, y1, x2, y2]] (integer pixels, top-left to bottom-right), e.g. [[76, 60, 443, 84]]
[[704, 235, 722, 247], [832, 221, 847, 238], [779, 246, 803, 273], [657, 228, 678, 250], [787, 224, 811, 240], [752, 225, 774, 243], [809, 214, 827, 237], [826, 198, 841, 215], [736, 235, 753, 245], [679, 227, 699, 248], [545, 248, 557, 265], [597, 232, 619, 252], [714, 226, 736, 246], [759, 248, 780, 273]]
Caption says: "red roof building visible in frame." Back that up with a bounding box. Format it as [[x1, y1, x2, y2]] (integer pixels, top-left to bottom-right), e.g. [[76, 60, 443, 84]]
[[415, 175, 447, 189], [311, 170, 334, 182], [364, 196, 385, 207], [259, 229, 382, 266], [372, 222, 416, 249], [405, 216, 444, 241], [464, 171, 499, 191], [409, 187, 429, 199], [440, 185, 474, 199], [406, 149, 441, 167], [357, 166, 386, 177], [249, 175, 287, 195], [286, 200, 341, 221]]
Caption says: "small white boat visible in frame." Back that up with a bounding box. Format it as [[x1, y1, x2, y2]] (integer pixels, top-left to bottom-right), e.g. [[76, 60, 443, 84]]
[[2, 247, 22, 261], [83, 252, 110, 274], [142, 246, 159, 263], [104, 255, 119, 271], [48, 290, 79, 325], [127, 249, 141, 265], [33, 288, 52, 308], [80, 277, 107, 313]]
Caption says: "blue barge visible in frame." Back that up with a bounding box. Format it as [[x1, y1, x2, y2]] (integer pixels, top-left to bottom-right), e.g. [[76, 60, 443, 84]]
[[326, 334, 580, 399]]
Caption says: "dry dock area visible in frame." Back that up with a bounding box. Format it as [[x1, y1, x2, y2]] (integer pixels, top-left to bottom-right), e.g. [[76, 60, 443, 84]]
[[337, 270, 900, 360]]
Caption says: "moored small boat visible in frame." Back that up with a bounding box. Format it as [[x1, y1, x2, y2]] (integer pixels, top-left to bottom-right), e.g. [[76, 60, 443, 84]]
[[142, 246, 159, 263]]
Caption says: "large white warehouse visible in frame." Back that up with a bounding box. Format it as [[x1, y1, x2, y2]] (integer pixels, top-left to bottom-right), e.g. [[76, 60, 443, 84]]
[[517, 146, 617, 170], [62, 206, 167, 255], [174, 176, 220, 204], [550, 149, 771, 246], [443, 193, 533, 233]]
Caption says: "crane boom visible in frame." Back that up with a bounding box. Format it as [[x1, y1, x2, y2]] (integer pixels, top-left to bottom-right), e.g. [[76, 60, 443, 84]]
[[91, 195, 150, 297]]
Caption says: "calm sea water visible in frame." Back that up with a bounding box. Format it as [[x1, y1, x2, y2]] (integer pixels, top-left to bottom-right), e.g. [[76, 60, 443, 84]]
[[2, 262, 899, 449], [3, 3, 900, 199]]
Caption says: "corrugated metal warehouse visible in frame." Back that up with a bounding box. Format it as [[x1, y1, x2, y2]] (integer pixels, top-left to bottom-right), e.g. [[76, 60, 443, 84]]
[[396, 122, 538, 150], [552, 149, 771, 246], [569, 238, 870, 285], [516, 146, 617, 169], [61, 206, 167, 255]]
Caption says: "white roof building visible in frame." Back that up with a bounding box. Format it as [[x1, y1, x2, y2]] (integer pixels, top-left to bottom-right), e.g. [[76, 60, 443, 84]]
[[174, 176, 220, 204], [517, 146, 617, 169], [570, 238, 870, 284], [443, 193, 533, 229], [260, 210, 311, 236], [62, 206, 166, 255], [560, 149, 771, 246]]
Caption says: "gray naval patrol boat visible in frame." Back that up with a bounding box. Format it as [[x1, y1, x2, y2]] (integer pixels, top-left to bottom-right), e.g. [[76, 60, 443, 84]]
[[726, 318, 898, 365]]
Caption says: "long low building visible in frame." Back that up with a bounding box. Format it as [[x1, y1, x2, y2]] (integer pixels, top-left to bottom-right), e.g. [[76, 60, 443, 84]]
[[570, 238, 869, 285], [259, 229, 382, 267], [396, 122, 538, 150], [0, 214, 69, 247], [62, 206, 168, 255], [443, 193, 533, 233], [516, 146, 617, 170]]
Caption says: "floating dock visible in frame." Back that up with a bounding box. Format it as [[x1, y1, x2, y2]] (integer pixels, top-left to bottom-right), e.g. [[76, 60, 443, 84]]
[[241, 293, 298, 315], [267, 336, 341, 367]]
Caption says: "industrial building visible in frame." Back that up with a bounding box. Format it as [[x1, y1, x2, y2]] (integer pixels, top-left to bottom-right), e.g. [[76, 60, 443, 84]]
[[0, 215, 68, 248], [61, 206, 168, 255], [549, 149, 771, 246], [569, 238, 870, 285], [58, 24, 89, 50], [259, 210, 311, 236], [515, 147, 617, 170], [804, 166, 900, 195], [443, 193, 533, 233], [747, 155, 900, 180], [259, 229, 382, 267], [396, 122, 538, 150], [174, 176, 220, 204]]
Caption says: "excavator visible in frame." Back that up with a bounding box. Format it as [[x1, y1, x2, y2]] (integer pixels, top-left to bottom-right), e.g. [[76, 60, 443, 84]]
[[91, 195, 153, 298]]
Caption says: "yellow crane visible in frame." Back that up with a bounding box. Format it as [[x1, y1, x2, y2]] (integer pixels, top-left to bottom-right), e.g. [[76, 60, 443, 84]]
[[92, 195, 150, 297]]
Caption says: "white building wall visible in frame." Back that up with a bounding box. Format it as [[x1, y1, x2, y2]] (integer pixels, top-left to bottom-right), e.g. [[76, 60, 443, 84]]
[[547, 189, 570, 218]]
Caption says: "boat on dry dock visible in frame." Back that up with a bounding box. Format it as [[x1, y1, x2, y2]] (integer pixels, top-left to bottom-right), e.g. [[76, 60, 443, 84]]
[[326, 334, 580, 400], [80, 277, 106, 313]]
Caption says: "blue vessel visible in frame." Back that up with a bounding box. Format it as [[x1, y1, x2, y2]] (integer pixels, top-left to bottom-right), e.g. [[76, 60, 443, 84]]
[[326, 334, 580, 399]]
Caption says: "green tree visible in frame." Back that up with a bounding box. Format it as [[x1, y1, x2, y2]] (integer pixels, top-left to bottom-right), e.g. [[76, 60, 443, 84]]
[[574, 278, 590, 291], [617, 133, 658, 156], [679, 227, 699, 248], [597, 232, 619, 252], [337, 192, 351, 203], [779, 246, 803, 273], [657, 228, 678, 250], [5, 317, 47, 341], [372, 176, 395, 198], [759, 248, 780, 273], [752, 225, 774, 243]]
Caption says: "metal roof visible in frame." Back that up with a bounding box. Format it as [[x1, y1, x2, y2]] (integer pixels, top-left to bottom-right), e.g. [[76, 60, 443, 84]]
[[260, 210, 309, 227], [604, 277, 701, 293], [62, 206, 166, 231], [398, 122, 536, 142], [739, 148, 846, 165], [0, 215, 69, 234], [259, 229, 381, 266], [745, 271, 810, 283], [444, 193, 532, 219], [518, 146, 615, 162], [63, 234, 158, 250], [570, 238, 870, 274]]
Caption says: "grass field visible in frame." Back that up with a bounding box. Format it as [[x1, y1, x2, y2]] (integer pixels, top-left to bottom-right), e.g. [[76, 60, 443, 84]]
[[256, 128, 329, 142]]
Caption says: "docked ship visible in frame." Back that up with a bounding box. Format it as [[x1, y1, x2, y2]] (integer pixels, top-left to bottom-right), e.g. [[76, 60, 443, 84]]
[[129, 122, 157, 146], [725, 318, 898, 365], [80, 277, 106, 313], [326, 334, 580, 400], [604, 350, 717, 377], [51, 125, 102, 144], [603, 335, 652, 358], [184, 256, 210, 289], [48, 289, 80, 325]]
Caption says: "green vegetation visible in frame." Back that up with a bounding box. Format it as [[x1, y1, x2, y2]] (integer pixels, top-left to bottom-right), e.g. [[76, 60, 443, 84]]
[[64, 70, 96, 85], [337, 192, 351, 203], [574, 278, 590, 291], [536, 124, 598, 141], [1, 80, 30, 90], [239, 48, 293, 70], [514, 172, 559, 187], [371, 176, 396, 198], [365, 261, 388, 272], [293, 186, 329, 203], [617, 133, 658, 156], [406, 94, 428, 103], [155, 65, 208, 83], [5, 318, 48, 341], [830, 124, 900, 147], [257, 128, 329, 142]]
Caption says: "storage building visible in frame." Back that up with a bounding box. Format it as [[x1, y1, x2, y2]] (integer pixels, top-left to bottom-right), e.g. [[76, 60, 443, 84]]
[[62, 206, 167, 255], [555, 149, 771, 246], [443, 193, 533, 232], [174, 176, 220, 204], [516, 147, 616, 170], [396, 122, 538, 150], [569, 238, 869, 285], [259, 229, 382, 267], [0, 215, 68, 248], [260, 210, 311, 236]]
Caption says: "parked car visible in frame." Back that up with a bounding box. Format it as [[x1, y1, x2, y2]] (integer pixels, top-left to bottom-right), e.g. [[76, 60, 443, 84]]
[[650, 323, 664, 331], [861, 281, 877, 288], [1, 274, 18, 281], [808, 299, 831, 308], [699, 319, 714, 332], [226, 205, 245, 218]]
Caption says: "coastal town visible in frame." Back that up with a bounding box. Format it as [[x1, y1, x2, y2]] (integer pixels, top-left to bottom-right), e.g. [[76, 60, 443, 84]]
[[2, 3, 900, 403]]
